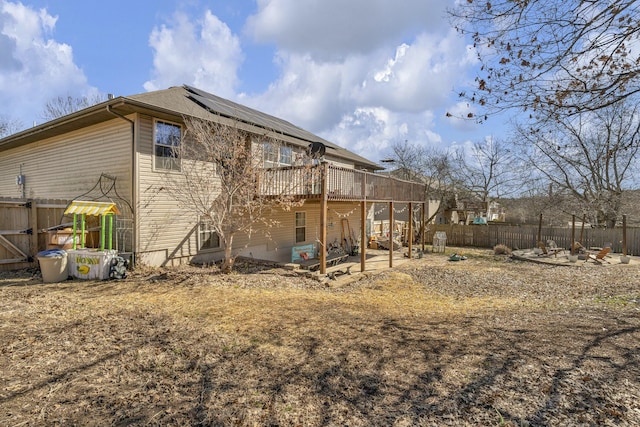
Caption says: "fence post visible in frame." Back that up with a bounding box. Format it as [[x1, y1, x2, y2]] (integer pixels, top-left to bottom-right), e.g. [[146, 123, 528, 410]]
[[622, 215, 627, 256], [537, 213, 542, 245], [571, 215, 575, 255], [29, 199, 38, 263]]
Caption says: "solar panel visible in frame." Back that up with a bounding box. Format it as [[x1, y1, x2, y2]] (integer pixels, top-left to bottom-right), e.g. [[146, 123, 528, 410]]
[[184, 85, 333, 147]]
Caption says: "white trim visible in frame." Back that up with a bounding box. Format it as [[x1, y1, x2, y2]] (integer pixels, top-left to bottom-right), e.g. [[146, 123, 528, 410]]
[[198, 220, 221, 251], [152, 118, 182, 172]]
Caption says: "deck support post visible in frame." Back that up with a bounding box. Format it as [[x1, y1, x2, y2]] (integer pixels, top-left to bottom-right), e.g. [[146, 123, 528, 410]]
[[360, 200, 366, 272], [319, 162, 328, 275], [360, 172, 367, 272], [421, 202, 426, 252], [389, 201, 394, 268]]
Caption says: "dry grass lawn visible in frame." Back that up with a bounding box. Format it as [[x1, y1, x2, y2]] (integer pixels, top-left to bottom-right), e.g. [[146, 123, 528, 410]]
[[1, 247, 639, 426]]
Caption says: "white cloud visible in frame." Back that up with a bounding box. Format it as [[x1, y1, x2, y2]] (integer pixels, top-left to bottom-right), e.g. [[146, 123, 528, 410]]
[[144, 10, 243, 97], [242, 52, 361, 130], [357, 30, 473, 112], [237, 0, 487, 162], [246, 0, 449, 60], [0, 1, 494, 165], [0, 1, 93, 127], [240, 27, 474, 161], [374, 44, 410, 83], [321, 107, 443, 161]]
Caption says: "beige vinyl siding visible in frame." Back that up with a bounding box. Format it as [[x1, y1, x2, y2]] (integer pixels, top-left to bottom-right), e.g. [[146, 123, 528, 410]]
[[133, 114, 365, 266], [0, 119, 134, 253], [0, 119, 132, 200], [233, 207, 303, 261], [231, 201, 363, 263], [136, 115, 200, 264]]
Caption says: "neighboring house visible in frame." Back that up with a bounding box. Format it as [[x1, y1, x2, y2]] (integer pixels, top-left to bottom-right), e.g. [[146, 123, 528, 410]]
[[440, 194, 506, 225], [0, 85, 427, 273]]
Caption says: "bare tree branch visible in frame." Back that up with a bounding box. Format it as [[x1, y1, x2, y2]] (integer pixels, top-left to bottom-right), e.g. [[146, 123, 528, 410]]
[[450, 0, 640, 122], [164, 116, 316, 272], [512, 100, 640, 227], [451, 138, 523, 204], [388, 140, 455, 223], [0, 115, 22, 137], [41, 94, 106, 121]]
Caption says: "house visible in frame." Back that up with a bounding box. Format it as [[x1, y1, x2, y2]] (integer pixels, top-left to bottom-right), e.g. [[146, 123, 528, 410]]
[[0, 85, 428, 273]]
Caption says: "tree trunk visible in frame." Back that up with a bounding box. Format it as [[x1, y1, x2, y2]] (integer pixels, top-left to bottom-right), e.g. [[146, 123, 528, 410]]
[[221, 234, 235, 273]]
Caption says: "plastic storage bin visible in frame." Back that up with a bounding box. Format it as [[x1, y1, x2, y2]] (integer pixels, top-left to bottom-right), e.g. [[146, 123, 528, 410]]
[[37, 249, 68, 283], [433, 231, 447, 253]]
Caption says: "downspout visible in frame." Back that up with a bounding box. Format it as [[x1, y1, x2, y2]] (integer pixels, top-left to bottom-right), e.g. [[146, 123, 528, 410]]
[[106, 104, 137, 265]]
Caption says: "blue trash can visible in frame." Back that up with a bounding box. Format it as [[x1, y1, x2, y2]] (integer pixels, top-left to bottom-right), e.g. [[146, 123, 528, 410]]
[[37, 249, 68, 283]]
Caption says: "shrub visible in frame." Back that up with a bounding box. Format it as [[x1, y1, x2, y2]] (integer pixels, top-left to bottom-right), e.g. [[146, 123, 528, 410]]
[[494, 244, 512, 255]]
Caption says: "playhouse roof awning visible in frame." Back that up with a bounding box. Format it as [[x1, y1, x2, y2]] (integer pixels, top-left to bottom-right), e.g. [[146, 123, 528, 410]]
[[64, 200, 121, 216]]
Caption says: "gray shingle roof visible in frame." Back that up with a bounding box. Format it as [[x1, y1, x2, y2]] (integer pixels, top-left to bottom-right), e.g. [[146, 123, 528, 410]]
[[1, 85, 382, 170], [127, 85, 381, 170]]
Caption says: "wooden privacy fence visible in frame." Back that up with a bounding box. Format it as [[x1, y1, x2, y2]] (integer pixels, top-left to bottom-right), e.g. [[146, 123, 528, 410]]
[[0, 198, 70, 271], [424, 224, 640, 255], [3, 197, 639, 271]]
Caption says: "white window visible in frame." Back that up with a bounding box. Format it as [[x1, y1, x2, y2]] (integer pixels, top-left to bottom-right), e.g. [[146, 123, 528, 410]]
[[263, 142, 293, 167], [295, 212, 306, 243], [279, 146, 292, 165], [199, 221, 220, 250], [154, 120, 181, 171], [263, 142, 278, 166]]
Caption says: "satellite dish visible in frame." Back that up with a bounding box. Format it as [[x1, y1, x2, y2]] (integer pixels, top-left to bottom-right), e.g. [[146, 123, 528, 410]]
[[307, 141, 326, 159]]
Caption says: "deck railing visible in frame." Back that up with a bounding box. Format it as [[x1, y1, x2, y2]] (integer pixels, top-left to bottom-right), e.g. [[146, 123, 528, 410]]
[[259, 165, 322, 198], [261, 164, 426, 202]]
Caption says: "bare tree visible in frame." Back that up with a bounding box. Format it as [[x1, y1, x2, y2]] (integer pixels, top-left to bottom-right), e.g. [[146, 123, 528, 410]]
[[501, 187, 573, 227], [41, 94, 106, 121], [450, 0, 640, 122], [514, 100, 640, 227], [388, 140, 455, 223], [0, 115, 22, 137], [451, 138, 521, 207], [164, 116, 312, 273]]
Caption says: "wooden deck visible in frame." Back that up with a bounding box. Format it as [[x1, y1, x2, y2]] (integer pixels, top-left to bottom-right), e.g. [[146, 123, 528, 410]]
[[260, 164, 426, 203]]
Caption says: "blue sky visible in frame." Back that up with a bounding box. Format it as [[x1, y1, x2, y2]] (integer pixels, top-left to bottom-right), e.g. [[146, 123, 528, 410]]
[[0, 0, 505, 162]]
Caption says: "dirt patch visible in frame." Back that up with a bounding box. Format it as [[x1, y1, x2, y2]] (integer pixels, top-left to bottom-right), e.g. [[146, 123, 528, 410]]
[[1, 248, 639, 426]]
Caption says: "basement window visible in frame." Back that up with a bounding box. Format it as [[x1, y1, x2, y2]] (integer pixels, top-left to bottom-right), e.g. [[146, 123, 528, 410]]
[[199, 221, 220, 250], [295, 212, 306, 243]]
